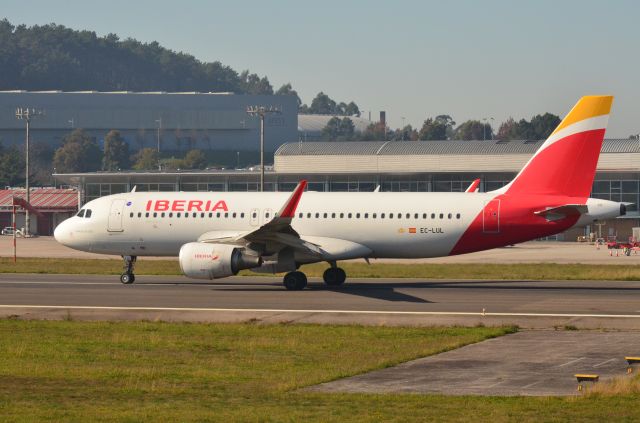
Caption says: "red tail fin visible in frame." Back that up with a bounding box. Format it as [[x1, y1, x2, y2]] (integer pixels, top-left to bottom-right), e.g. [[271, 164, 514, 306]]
[[498, 96, 613, 198]]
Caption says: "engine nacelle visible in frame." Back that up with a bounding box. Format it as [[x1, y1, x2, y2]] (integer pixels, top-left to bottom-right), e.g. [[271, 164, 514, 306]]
[[179, 243, 261, 280]]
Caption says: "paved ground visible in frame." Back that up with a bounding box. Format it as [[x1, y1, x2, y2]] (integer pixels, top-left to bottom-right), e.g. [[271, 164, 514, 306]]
[[309, 331, 640, 396], [1, 236, 637, 264], [1, 274, 640, 329]]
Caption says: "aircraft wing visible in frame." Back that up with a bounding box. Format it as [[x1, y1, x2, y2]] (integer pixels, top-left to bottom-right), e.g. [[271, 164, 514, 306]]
[[198, 180, 323, 257], [197, 180, 372, 260], [534, 204, 588, 221]]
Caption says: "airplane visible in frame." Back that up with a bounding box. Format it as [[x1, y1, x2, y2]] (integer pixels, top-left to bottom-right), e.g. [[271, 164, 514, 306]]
[[54, 96, 624, 290]]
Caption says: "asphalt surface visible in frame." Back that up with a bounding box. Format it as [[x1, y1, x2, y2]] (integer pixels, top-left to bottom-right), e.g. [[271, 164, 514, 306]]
[[1, 274, 640, 329], [310, 331, 640, 396]]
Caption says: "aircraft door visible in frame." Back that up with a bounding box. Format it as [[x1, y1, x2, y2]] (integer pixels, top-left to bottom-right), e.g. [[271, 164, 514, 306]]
[[483, 199, 500, 233], [107, 199, 126, 232], [250, 208, 260, 226]]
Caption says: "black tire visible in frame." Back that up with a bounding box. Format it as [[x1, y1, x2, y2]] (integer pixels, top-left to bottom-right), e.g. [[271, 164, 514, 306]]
[[283, 271, 307, 290], [323, 267, 346, 286], [120, 273, 134, 284]]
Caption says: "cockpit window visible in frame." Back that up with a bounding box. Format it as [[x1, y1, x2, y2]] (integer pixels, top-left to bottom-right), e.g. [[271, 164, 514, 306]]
[[85, 209, 92, 218], [76, 209, 85, 217]]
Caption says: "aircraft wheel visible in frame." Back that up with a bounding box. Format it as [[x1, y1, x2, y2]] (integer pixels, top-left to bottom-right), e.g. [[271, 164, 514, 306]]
[[120, 273, 135, 284], [323, 267, 346, 286], [283, 271, 307, 290]]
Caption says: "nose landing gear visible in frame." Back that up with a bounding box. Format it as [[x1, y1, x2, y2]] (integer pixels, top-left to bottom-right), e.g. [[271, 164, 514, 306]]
[[120, 255, 137, 284]]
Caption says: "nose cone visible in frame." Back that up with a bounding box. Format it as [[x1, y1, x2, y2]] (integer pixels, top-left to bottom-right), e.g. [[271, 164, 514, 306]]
[[54, 220, 69, 245]]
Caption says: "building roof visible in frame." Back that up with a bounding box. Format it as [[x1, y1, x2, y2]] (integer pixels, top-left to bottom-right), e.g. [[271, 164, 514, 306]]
[[0, 188, 78, 211], [276, 138, 640, 156], [298, 114, 373, 134]]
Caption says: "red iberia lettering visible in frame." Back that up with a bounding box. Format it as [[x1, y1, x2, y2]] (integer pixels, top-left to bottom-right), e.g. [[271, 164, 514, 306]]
[[155, 200, 169, 211], [171, 200, 185, 211], [204, 200, 212, 211], [212, 200, 228, 211], [146, 200, 152, 211], [188, 200, 203, 211]]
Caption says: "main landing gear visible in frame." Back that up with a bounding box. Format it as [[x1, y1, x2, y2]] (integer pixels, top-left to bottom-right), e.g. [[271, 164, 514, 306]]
[[282, 264, 347, 291], [120, 255, 137, 284]]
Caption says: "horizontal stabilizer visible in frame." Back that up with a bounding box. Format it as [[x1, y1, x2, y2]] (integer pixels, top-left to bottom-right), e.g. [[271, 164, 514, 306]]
[[534, 204, 588, 221]]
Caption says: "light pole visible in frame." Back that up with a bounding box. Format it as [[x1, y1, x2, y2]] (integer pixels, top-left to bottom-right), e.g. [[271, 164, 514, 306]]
[[155, 117, 162, 170], [246, 105, 281, 191], [15, 107, 44, 237], [236, 151, 240, 169], [482, 117, 494, 141], [68, 118, 74, 128]]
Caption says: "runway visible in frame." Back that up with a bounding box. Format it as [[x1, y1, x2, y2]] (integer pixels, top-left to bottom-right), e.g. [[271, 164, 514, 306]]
[[1, 274, 640, 329]]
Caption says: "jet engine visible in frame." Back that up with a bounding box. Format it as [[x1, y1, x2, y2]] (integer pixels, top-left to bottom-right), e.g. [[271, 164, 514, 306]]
[[178, 243, 261, 279]]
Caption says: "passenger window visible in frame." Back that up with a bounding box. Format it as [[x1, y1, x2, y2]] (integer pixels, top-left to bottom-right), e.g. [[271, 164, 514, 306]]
[[315, 213, 319, 218], [241, 213, 245, 218], [381, 213, 385, 219], [423, 213, 427, 219], [323, 213, 327, 218], [266, 213, 270, 218], [169, 212, 173, 218], [201, 212, 205, 218], [431, 213, 435, 219], [254, 212, 258, 218], [456, 213, 461, 219], [161, 212, 165, 218], [217, 212, 221, 218], [145, 212, 149, 218], [153, 212, 157, 218], [307, 213, 311, 218], [373, 213, 377, 219], [406, 213, 410, 219], [448, 213, 452, 219], [439, 213, 444, 219], [85, 210, 92, 218], [332, 213, 336, 218], [193, 212, 197, 218], [348, 213, 352, 218], [389, 213, 394, 219], [414, 213, 418, 219], [224, 212, 229, 218], [138, 212, 141, 218], [184, 213, 188, 218], [177, 213, 181, 217], [76, 209, 85, 217], [129, 212, 133, 218], [298, 213, 303, 218], [208, 213, 212, 218], [364, 213, 368, 218], [355, 213, 360, 218], [232, 212, 237, 218]]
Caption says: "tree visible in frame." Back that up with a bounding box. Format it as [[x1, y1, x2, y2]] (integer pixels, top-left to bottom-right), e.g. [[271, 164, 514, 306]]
[[530, 113, 561, 140], [321, 117, 356, 141], [419, 115, 455, 140], [182, 149, 208, 169], [132, 148, 159, 170], [238, 70, 273, 95], [359, 122, 389, 141], [0, 145, 25, 186], [103, 130, 130, 170], [496, 117, 518, 141], [453, 120, 493, 141], [52, 129, 102, 172], [309, 92, 337, 115], [275, 83, 302, 107], [344, 102, 360, 116]]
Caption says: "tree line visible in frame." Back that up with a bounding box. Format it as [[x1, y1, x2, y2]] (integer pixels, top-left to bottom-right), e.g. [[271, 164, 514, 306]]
[[319, 113, 562, 142], [0, 19, 360, 115]]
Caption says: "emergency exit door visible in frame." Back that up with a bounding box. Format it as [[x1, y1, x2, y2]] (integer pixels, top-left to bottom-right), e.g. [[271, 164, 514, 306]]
[[483, 199, 500, 233]]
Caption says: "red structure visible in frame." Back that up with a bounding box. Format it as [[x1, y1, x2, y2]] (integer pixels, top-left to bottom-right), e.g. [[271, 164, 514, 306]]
[[0, 188, 78, 235]]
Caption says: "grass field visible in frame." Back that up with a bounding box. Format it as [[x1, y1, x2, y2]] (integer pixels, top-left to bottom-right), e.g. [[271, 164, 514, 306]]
[[0, 321, 639, 422], [2, 257, 640, 281]]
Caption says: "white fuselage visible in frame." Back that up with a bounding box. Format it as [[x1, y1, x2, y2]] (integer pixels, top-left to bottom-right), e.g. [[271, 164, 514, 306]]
[[54, 191, 621, 262]]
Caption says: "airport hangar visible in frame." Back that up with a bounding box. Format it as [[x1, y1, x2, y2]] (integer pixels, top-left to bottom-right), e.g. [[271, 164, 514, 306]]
[[0, 90, 298, 151], [53, 138, 640, 241]]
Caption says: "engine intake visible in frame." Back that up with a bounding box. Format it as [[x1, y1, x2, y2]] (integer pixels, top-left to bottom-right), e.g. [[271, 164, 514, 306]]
[[179, 243, 261, 279]]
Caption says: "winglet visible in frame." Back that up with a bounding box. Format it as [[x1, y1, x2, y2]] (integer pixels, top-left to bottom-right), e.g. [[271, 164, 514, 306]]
[[465, 179, 480, 193], [278, 180, 307, 218]]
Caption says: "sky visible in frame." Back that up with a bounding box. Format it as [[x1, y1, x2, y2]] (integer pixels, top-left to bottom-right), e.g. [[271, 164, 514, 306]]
[[2, 0, 639, 136]]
